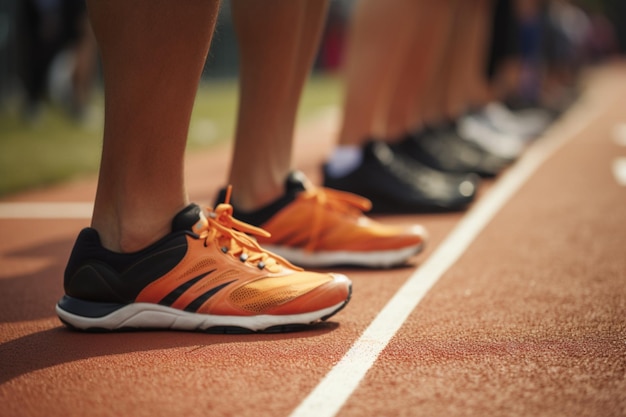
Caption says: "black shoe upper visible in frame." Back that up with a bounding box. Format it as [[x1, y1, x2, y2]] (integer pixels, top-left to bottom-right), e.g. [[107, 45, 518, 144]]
[[214, 171, 308, 226], [323, 141, 479, 214], [394, 124, 513, 177], [63, 204, 202, 304]]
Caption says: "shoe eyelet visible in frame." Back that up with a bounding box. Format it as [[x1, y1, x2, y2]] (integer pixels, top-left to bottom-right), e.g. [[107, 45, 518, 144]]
[[239, 253, 248, 262], [221, 246, 228, 253], [257, 261, 265, 270]]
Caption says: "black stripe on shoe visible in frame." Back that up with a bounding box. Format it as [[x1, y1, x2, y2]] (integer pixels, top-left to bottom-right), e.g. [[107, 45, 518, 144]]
[[184, 280, 236, 312], [158, 270, 216, 306]]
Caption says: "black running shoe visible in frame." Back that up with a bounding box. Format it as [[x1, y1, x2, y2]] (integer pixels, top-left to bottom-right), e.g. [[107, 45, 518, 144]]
[[323, 141, 479, 213], [395, 124, 513, 177]]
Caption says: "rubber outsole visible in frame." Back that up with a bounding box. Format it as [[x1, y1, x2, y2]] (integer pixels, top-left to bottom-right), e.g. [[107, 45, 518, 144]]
[[55, 285, 352, 334]]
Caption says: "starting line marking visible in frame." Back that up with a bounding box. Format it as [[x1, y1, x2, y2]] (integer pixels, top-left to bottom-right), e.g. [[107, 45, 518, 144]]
[[0, 202, 93, 219], [289, 89, 607, 417]]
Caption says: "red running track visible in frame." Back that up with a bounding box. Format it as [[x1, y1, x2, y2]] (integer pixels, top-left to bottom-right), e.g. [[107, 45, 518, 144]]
[[1, 64, 625, 417]]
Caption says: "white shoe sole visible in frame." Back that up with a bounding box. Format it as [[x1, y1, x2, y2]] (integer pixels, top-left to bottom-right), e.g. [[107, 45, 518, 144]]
[[56, 297, 349, 333]]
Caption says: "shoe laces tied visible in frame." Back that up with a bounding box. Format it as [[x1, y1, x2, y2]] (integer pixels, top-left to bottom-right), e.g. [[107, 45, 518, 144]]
[[202, 186, 301, 273], [301, 186, 372, 252]]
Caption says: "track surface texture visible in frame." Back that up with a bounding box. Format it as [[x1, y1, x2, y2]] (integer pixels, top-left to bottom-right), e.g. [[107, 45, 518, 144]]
[[1, 64, 625, 417]]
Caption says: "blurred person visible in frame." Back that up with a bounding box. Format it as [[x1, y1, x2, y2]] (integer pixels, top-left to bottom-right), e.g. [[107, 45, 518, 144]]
[[486, 0, 524, 103], [62, 0, 97, 120], [394, 0, 550, 155], [316, 1, 350, 72], [56, 0, 352, 334], [448, 0, 549, 153], [399, 0, 527, 169], [584, 9, 619, 62], [485, 0, 585, 117], [214, 1, 427, 268], [17, 0, 61, 120], [540, 0, 590, 111], [322, 0, 569, 217], [469, 0, 555, 137], [16, 0, 97, 122], [323, 0, 523, 214]]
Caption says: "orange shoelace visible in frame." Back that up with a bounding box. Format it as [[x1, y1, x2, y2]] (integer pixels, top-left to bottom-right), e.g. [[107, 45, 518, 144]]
[[299, 186, 372, 252], [201, 186, 301, 273]]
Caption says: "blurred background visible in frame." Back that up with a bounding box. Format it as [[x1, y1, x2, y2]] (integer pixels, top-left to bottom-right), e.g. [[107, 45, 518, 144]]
[[0, 0, 624, 197]]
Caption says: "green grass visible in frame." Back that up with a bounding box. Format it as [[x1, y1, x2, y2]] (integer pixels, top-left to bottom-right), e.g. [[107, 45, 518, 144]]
[[0, 74, 341, 197], [0, 101, 104, 197]]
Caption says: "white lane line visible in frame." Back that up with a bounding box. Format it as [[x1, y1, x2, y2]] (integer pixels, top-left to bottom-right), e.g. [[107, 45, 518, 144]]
[[289, 96, 605, 417], [0, 202, 93, 219], [612, 157, 626, 186]]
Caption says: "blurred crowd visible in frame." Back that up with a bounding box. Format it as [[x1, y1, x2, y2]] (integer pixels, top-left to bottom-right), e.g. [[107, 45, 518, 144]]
[[317, 0, 621, 113], [15, 0, 97, 122], [8, 0, 624, 124]]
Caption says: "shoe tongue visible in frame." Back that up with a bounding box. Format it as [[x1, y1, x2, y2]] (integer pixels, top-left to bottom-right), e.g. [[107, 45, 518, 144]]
[[171, 203, 205, 233]]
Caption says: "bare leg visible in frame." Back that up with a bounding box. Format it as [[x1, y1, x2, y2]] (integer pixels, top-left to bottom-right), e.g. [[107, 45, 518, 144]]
[[335, 0, 420, 146], [463, 0, 496, 108], [228, 0, 329, 211], [441, 0, 493, 119], [88, 0, 219, 252], [384, 0, 455, 138]]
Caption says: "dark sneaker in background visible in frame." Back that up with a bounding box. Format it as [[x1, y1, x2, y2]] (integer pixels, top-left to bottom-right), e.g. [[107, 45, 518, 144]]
[[395, 125, 513, 178], [323, 141, 479, 214]]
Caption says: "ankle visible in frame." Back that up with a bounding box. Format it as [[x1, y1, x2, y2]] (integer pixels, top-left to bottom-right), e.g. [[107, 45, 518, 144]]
[[92, 210, 176, 253], [117, 224, 171, 253]]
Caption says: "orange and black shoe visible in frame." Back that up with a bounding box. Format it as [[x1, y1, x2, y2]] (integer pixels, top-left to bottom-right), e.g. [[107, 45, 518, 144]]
[[56, 203, 351, 333], [216, 171, 427, 268]]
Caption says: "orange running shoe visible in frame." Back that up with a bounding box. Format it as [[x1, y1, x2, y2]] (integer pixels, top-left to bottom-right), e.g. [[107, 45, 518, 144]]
[[56, 203, 351, 333], [218, 172, 427, 268]]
